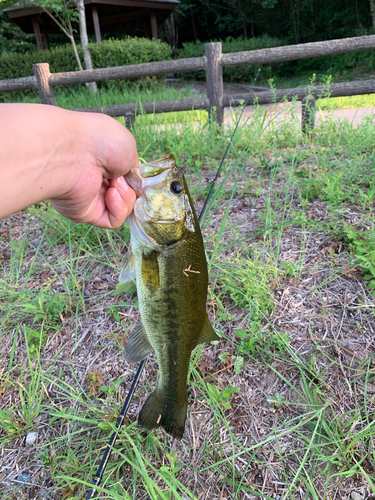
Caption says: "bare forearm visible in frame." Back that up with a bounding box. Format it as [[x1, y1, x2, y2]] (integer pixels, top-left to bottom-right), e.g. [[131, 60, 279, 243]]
[[1, 104, 84, 217], [0, 104, 138, 227]]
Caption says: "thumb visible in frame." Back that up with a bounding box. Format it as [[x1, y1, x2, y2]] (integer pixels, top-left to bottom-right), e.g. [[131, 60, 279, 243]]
[[104, 176, 136, 228]]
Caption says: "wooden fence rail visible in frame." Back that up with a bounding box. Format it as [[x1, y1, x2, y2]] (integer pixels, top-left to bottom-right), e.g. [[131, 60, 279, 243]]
[[1, 35, 375, 128], [75, 79, 375, 118]]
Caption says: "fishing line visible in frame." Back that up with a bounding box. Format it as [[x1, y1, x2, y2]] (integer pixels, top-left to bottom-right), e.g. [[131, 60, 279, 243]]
[[86, 68, 262, 499], [198, 68, 261, 222]]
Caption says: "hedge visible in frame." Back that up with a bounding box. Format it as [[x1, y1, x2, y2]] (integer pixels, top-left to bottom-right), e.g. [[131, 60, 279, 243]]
[[177, 36, 286, 83], [177, 35, 375, 84], [0, 37, 172, 98]]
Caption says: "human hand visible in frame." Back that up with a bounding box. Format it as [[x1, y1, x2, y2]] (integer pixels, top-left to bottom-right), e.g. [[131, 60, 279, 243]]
[[49, 111, 138, 229], [0, 104, 138, 228]]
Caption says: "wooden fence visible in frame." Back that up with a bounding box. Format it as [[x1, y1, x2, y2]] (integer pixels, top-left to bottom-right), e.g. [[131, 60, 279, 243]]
[[1, 35, 375, 128]]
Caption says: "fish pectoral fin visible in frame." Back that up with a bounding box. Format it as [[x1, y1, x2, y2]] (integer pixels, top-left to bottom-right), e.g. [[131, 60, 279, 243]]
[[119, 249, 136, 284], [196, 314, 220, 345], [123, 322, 153, 363]]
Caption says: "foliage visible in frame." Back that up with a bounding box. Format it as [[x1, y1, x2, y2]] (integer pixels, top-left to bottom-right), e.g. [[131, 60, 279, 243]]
[[23, 326, 48, 360], [177, 35, 284, 82], [21, 285, 71, 327], [217, 249, 275, 314], [344, 224, 375, 296], [235, 327, 289, 358], [206, 382, 239, 409], [176, 0, 373, 46], [177, 33, 375, 85], [0, 37, 172, 99], [0, 12, 35, 54]]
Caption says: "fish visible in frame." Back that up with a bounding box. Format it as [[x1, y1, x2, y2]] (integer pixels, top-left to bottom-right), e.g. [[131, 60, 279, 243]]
[[119, 154, 219, 439]]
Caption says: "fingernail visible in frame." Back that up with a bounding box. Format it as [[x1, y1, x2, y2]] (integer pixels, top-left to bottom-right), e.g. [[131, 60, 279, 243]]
[[113, 187, 122, 200], [117, 176, 128, 192]]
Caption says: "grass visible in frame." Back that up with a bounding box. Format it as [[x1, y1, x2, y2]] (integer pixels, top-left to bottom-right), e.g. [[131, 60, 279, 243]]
[[1, 80, 375, 499], [2, 80, 196, 107], [318, 94, 375, 111]]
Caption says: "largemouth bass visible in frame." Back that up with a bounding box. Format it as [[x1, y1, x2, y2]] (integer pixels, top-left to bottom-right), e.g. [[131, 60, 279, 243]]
[[119, 154, 219, 439]]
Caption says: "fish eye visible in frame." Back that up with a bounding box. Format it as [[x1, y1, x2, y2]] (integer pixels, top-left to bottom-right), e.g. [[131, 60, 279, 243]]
[[170, 181, 183, 194]]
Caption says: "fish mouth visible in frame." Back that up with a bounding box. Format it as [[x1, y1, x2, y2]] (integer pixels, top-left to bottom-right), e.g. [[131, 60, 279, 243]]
[[125, 166, 143, 195], [125, 164, 171, 197]]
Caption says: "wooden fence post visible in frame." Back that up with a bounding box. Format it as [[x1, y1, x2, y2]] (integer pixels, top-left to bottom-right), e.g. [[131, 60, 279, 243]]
[[33, 63, 56, 105], [124, 112, 135, 129], [205, 42, 224, 126], [301, 94, 316, 133]]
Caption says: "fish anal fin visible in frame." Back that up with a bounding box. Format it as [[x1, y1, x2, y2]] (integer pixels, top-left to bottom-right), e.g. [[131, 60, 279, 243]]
[[119, 248, 136, 284], [123, 322, 153, 363], [138, 389, 187, 440], [196, 314, 220, 345]]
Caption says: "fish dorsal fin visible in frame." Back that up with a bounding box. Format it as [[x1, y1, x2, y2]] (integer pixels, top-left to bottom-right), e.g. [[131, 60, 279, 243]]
[[196, 314, 220, 345], [123, 322, 153, 363], [119, 248, 136, 284]]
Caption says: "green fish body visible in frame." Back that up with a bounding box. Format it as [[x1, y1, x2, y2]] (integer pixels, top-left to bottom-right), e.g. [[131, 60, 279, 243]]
[[120, 155, 218, 439]]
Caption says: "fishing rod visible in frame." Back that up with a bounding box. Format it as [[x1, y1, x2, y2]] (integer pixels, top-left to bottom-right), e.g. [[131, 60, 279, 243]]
[[86, 359, 145, 499], [86, 69, 261, 499]]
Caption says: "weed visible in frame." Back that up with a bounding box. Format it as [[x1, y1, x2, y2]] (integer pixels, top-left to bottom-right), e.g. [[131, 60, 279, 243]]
[[29, 202, 131, 251], [206, 383, 239, 410], [23, 326, 47, 359], [235, 328, 289, 358], [21, 284, 72, 328], [267, 393, 284, 410], [344, 224, 375, 295], [216, 249, 275, 314]]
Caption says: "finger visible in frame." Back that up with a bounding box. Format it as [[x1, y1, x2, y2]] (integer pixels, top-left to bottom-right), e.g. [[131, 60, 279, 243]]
[[83, 113, 139, 179], [94, 176, 136, 229]]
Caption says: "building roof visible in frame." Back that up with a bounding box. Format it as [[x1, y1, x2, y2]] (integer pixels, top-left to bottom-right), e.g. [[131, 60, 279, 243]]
[[5, 0, 178, 37]]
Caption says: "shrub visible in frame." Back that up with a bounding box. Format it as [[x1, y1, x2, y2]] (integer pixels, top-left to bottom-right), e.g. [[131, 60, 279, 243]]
[[177, 35, 285, 83], [0, 13, 35, 54], [177, 35, 375, 85], [280, 50, 375, 80], [0, 37, 172, 100]]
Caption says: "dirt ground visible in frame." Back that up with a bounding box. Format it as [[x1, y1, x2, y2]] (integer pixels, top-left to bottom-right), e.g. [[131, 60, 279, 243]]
[[1, 153, 375, 499]]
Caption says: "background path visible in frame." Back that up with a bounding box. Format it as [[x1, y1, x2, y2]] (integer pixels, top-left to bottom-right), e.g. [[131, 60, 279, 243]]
[[227, 101, 375, 126], [167, 80, 375, 126]]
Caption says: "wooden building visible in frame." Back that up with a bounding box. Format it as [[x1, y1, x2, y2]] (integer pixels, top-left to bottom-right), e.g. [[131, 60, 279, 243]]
[[5, 0, 178, 50]]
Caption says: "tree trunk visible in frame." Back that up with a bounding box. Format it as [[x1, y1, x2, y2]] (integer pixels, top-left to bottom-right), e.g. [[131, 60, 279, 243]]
[[165, 13, 178, 58], [243, 19, 248, 38], [289, 0, 301, 43], [76, 0, 97, 93], [39, 6, 84, 70], [355, 0, 363, 28], [370, 0, 375, 28], [190, 7, 197, 42], [250, 21, 255, 38]]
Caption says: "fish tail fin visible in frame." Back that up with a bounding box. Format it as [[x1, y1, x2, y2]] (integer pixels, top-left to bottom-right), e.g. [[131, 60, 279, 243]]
[[138, 389, 187, 440]]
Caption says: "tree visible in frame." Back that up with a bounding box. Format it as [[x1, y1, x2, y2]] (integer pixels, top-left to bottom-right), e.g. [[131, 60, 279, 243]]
[[75, 0, 96, 91], [38, 0, 83, 68], [2, 0, 96, 90], [0, 11, 35, 54], [370, 0, 375, 28]]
